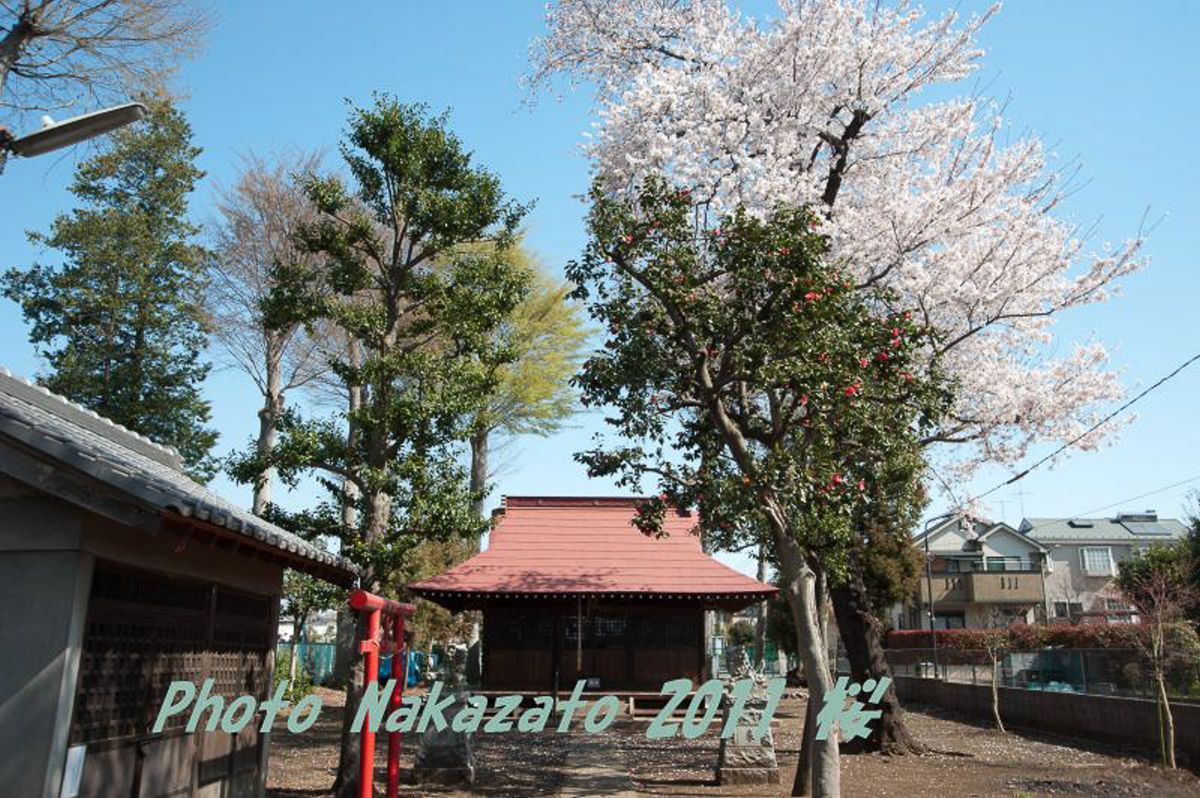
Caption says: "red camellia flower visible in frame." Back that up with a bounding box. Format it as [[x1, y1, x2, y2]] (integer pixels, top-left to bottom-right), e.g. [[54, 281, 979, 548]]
[[902, 372, 914, 383], [799, 394, 808, 405], [844, 381, 861, 396], [778, 246, 790, 255], [623, 234, 634, 244], [857, 478, 866, 491], [804, 290, 822, 301], [859, 357, 869, 368], [876, 351, 889, 362]]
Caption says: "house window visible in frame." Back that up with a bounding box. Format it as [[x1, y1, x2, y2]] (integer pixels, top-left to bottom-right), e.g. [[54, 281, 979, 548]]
[[1080, 547, 1114, 576], [1105, 598, 1131, 611], [1053, 601, 1083, 620]]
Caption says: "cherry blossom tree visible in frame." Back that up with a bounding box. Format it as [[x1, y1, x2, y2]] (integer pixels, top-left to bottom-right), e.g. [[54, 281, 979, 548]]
[[530, 0, 1144, 477], [531, 0, 1148, 773], [532, 0, 1142, 768]]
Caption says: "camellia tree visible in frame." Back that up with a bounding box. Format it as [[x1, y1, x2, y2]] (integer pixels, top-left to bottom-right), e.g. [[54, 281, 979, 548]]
[[569, 177, 952, 796], [532, 0, 1148, 758]]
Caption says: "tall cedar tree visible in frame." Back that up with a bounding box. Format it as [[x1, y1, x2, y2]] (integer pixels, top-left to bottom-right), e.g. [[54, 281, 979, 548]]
[[569, 178, 951, 797], [2, 97, 217, 479], [233, 96, 529, 798]]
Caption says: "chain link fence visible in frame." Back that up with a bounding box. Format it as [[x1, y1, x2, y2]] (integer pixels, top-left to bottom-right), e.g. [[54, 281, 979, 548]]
[[885, 646, 1200, 702]]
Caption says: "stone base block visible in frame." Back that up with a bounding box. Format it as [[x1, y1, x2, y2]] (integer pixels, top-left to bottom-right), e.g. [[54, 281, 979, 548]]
[[414, 765, 475, 787], [718, 766, 781, 786]]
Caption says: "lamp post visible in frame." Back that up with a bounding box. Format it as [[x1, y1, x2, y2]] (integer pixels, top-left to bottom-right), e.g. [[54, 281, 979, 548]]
[[922, 511, 958, 680], [0, 102, 146, 174]]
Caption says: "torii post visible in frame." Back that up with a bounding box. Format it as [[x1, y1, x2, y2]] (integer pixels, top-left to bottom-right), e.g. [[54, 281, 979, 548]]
[[349, 589, 416, 798]]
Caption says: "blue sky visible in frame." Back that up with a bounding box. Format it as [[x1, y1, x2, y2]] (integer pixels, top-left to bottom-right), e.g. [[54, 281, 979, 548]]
[[2, 2, 1198, 577]]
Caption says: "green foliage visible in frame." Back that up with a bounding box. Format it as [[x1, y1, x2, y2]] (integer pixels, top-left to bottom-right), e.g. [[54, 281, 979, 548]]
[[853, 448, 928, 619], [393, 538, 479, 653], [726, 619, 756, 648], [230, 96, 531, 582], [472, 252, 589, 438], [1116, 542, 1193, 599], [282, 568, 341, 632], [2, 97, 217, 478], [567, 177, 952, 573], [275, 649, 314, 702]]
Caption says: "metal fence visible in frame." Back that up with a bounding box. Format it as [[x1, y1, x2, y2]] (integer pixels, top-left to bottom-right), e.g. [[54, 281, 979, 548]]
[[711, 638, 797, 676], [276, 641, 337, 685], [885, 647, 1200, 702]]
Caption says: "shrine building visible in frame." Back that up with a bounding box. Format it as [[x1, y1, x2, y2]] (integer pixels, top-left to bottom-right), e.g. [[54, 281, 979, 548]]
[[409, 496, 776, 695]]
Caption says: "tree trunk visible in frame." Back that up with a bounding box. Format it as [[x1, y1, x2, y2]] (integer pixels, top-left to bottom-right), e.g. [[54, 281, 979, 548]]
[[288, 614, 305, 697], [332, 612, 368, 798], [332, 339, 366, 796], [0, 14, 33, 101], [330, 352, 361, 690], [252, 355, 282, 514], [829, 562, 923, 754], [754, 544, 767, 667], [776, 533, 839, 798], [990, 655, 1005, 733], [793, 689, 817, 796], [1156, 669, 1176, 769], [469, 427, 489, 522]]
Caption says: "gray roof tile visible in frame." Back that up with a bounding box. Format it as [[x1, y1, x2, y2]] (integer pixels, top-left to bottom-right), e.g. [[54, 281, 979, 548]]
[[0, 367, 356, 581], [1020, 515, 1190, 543]]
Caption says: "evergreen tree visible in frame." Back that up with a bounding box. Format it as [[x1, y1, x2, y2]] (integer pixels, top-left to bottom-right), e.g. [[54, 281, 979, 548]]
[[232, 96, 530, 797], [2, 97, 217, 479]]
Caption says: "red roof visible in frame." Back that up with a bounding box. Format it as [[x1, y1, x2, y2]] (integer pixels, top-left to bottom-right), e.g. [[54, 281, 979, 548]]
[[410, 496, 777, 610]]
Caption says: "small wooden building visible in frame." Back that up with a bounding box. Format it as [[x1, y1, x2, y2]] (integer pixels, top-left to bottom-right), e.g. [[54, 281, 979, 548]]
[[0, 369, 356, 798], [410, 496, 776, 694]]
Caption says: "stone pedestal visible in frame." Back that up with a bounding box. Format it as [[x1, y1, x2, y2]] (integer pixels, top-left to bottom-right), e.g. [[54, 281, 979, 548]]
[[413, 694, 476, 787], [716, 646, 780, 786], [716, 702, 780, 785]]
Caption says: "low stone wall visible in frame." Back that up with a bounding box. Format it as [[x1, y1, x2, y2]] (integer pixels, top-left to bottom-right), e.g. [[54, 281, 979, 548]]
[[893, 675, 1200, 770]]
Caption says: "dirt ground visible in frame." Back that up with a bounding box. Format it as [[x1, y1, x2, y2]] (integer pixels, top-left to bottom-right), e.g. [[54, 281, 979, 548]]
[[265, 687, 1199, 797]]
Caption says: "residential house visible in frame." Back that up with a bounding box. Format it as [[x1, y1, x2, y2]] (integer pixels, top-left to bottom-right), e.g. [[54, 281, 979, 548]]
[[1019, 511, 1189, 624], [898, 517, 1050, 630]]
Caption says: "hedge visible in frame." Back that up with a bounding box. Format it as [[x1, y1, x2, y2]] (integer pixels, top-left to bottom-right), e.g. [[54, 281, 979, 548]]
[[885, 623, 1148, 651]]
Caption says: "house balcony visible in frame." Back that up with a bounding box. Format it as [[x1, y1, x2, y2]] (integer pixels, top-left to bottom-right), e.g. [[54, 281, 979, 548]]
[[964, 571, 1044, 604], [920, 566, 1044, 606]]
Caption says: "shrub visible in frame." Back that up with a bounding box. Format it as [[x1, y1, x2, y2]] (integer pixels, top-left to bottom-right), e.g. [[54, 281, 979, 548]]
[[275, 648, 314, 701], [885, 623, 1150, 651], [726, 619, 756, 648]]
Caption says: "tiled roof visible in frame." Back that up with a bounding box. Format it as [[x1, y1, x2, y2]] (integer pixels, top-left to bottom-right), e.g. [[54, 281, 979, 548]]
[[410, 496, 777, 608], [1021, 515, 1189, 543], [0, 367, 356, 583]]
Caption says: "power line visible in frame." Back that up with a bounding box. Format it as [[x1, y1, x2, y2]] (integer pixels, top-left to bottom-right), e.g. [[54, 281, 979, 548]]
[[1072, 473, 1200, 518], [966, 349, 1200, 507]]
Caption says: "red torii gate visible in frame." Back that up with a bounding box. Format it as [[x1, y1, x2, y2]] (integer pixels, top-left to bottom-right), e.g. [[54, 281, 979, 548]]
[[349, 589, 416, 798]]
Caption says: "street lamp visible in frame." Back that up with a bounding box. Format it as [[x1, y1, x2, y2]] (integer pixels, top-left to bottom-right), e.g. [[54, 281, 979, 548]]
[[0, 102, 146, 174], [922, 510, 958, 680]]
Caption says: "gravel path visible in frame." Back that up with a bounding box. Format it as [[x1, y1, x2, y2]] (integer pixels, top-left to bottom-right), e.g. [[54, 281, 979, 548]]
[[265, 688, 1200, 797]]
